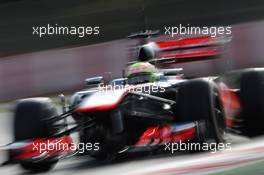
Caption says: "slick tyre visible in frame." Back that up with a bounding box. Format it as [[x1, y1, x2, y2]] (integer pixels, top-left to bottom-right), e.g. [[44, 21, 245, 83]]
[[14, 98, 58, 172], [177, 80, 225, 145], [240, 70, 264, 137]]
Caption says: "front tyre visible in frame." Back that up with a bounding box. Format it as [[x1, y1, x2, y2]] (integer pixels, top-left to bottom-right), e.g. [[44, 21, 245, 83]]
[[14, 98, 59, 172], [177, 80, 226, 145]]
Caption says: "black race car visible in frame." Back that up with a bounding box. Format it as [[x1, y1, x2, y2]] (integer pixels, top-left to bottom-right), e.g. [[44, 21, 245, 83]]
[[3, 33, 264, 172]]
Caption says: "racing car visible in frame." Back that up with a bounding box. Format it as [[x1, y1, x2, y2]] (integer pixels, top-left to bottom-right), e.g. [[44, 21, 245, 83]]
[[2, 32, 264, 172]]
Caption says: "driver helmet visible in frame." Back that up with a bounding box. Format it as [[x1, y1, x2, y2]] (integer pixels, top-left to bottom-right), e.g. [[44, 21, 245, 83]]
[[126, 62, 159, 83]]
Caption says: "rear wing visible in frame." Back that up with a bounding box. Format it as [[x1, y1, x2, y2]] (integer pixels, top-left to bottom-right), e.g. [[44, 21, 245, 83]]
[[150, 35, 231, 65]]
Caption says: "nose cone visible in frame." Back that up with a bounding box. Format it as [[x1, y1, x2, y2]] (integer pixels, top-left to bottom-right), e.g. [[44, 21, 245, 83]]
[[76, 89, 127, 112]]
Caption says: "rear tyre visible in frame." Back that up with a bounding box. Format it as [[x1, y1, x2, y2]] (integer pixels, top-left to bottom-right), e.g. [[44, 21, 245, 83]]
[[14, 98, 58, 172], [177, 80, 225, 146], [240, 70, 264, 137]]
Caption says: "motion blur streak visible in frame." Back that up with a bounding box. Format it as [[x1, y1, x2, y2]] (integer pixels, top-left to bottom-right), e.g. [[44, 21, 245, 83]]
[[128, 140, 264, 175], [1, 21, 264, 101]]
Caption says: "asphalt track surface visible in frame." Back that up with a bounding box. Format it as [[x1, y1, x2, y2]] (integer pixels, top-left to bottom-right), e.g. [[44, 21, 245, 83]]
[[0, 106, 264, 175]]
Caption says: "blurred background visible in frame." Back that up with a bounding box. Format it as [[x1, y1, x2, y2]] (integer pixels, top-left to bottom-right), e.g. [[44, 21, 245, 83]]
[[1, 1, 264, 175], [0, 0, 264, 101]]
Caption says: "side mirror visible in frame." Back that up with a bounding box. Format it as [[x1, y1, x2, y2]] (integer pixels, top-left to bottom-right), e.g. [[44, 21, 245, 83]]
[[85, 76, 104, 87], [110, 78, 127, 86]]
